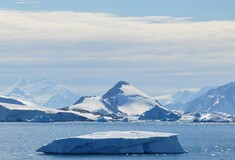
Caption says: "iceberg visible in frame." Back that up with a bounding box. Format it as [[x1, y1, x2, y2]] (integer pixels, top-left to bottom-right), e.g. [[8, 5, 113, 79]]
[[37, 131, 186, 154]]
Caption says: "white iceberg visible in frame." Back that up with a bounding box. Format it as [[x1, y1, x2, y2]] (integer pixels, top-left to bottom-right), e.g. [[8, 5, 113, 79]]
[[37, 131, 186, 154]]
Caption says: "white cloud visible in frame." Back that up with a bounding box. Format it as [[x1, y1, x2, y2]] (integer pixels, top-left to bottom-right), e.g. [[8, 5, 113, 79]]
[[0, 10, 234, 61], [16, 0, 41, 4], [125, 16, 192, 23], [0, 10, 235, 95], [0, 10, 234, 43]]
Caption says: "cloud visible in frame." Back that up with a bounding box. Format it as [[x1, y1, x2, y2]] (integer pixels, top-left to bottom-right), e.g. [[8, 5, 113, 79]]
[[15, 0, 41, 4], [0, 10, 234, 43], [0, 10, 235, 95], [0, 10, 234, 57], [125, 16, 192, 23]]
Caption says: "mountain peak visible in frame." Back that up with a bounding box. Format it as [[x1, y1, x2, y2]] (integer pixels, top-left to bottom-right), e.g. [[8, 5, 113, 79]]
[[7, 87, 26, 96], [3, 79, 80, 108], [114, 81, 130, 88], [102, 81, 131, 99], [181, 81, 235, 114], [102, 80, 153, 101], [15, 78, 30, 87]]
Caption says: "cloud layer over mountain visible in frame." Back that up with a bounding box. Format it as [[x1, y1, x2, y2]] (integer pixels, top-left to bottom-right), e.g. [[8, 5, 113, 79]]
[[0, 10, 235, 95]]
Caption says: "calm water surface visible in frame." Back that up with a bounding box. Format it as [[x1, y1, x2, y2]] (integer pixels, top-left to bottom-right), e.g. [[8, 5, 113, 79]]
[[0, 122, 234, 160]]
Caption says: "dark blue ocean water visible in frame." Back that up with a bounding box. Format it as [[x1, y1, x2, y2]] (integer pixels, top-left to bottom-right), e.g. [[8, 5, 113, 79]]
[[0, 122, 234, 160]]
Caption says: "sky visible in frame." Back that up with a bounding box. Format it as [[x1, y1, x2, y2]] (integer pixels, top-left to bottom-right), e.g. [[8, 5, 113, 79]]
[[0, 0, 235, 96]]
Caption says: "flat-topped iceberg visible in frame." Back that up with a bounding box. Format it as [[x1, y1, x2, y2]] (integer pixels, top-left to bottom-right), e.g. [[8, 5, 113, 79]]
[[37, 131, 186, 154]]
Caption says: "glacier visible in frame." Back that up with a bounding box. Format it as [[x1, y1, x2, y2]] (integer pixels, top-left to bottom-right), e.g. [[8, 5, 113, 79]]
[[193, 112, 235, 123], [37, 131, 186, 154], [0, 96, 98, 122]]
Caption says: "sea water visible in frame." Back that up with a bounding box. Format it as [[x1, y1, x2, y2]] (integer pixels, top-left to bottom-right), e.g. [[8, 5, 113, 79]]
[[0, 122, 234, 160]]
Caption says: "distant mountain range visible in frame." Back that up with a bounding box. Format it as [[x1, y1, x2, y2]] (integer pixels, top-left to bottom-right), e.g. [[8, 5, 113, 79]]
[[181, 82, 235, 114], [1, 79, 235, 122], [0, 80, 181, 122], [1, 79, 80, 108], [158, 82, 235, 115], [156, 86, 212, 106]]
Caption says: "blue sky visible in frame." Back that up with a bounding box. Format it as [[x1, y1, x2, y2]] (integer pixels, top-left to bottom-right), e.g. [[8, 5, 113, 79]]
[[0, 0, 235, 96], [1, 0, 235, 21]]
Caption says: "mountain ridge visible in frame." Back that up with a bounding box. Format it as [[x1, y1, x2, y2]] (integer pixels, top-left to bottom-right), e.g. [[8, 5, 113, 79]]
[[180, 82, 235, 114], [2, 78, 80, 108]]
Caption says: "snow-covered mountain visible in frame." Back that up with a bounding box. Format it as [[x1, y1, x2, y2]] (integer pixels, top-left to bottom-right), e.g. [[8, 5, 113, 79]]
[[156, 90, 195, 105], [138, 106, 181, 121], [156, 87, 212, 110], [0, 96, 98, 122], [2, 79, 80, 108], [157, 87, 212, 105], [181, 82, 235, 114], [67, 81, 180, 121], [68, 96, 113, 115], [102, 81, 163, 115]]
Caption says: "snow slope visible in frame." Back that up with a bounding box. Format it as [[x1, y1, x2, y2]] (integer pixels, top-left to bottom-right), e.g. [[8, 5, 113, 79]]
[[2, 79, 80, 108], [193, 112, 235, 123], [156, 87, 212, 110], [0, 96, 98, 122], [102, 81, 162, 115], [37, 131, 186, 154], [68, 96, 113, 115], [181, 82, 235, 114], [156, 90, 195, 105]]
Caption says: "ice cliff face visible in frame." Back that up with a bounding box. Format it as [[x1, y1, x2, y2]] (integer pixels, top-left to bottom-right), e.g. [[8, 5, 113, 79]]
[[37, 131, 186, 154], [181, 82, 235, 114]]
